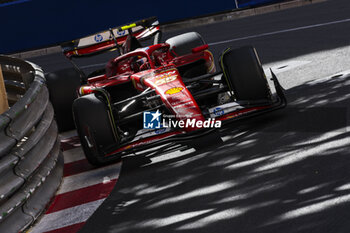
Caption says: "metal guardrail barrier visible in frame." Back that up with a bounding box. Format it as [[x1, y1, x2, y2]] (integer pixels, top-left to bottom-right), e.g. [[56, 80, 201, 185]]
[[0, 55, 63, 232]]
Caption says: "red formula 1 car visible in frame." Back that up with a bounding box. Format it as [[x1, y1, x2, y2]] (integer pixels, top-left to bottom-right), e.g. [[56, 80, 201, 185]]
[[46, 17, 286, 165]]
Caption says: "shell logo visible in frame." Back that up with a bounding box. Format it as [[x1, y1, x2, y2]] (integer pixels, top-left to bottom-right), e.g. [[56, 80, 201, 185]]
[[165, 87, 183, 95]]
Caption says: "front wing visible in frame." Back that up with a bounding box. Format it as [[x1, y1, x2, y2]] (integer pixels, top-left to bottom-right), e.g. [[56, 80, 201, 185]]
[[97, 71, 286, 163]]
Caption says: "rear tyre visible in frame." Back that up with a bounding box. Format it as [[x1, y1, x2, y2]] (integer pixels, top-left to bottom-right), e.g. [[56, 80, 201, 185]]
[[46, 68, 81, 132], [167, 32, 209, 80], [72, 94, 120, 166], [166, 32, 205, 56], [220, 46, 271, 101]]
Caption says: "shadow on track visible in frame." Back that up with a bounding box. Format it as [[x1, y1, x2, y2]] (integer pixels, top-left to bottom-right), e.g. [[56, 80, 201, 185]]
[[80, 74, 350, 233]]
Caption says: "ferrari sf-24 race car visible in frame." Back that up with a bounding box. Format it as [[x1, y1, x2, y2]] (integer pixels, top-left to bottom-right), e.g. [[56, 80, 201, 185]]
[[46, 17, 286, 165]]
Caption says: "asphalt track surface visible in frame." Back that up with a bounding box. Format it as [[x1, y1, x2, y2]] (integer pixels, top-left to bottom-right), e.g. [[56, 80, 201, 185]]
[[29, 0, 350, 232]]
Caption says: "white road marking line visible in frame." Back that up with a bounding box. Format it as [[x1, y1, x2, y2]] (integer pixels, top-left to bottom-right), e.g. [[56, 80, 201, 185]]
[[57, 162, 121, 194], [208, 18, 350, 46], [63, 147, 86, 164], [29, 199, 105, 233]]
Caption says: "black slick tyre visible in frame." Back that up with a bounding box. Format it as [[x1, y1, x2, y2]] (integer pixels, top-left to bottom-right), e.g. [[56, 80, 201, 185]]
[[72, 94, 119, 166], [45, 68, 81, 132], [166, 32, 205, 56], [220, 46, 271, 101]]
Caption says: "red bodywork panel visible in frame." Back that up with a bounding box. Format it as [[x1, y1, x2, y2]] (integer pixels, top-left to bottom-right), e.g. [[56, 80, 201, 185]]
[[79, 43, 229, 157], [138, 68, 205, 131], [73, 32, 286, 161], [83, 43, 215, 89], [82, 43, 212, 130]]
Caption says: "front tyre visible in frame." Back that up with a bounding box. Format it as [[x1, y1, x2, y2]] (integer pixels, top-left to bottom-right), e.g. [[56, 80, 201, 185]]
[[220, 46, 271, 101], [72, 94, 120, 166]]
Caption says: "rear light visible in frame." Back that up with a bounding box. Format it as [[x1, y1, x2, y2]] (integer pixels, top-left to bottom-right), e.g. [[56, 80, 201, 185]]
[[79, 86, 95, 96], [192, 44, 209, 53]]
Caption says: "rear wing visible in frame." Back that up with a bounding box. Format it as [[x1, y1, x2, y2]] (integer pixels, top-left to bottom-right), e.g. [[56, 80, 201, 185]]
[[61, 17, 160, 58]]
